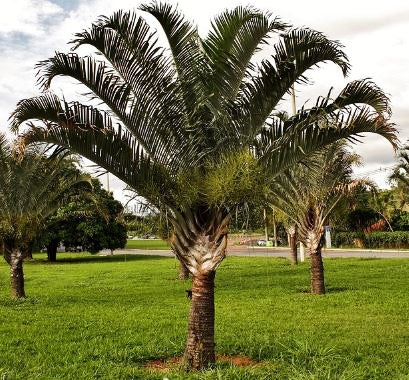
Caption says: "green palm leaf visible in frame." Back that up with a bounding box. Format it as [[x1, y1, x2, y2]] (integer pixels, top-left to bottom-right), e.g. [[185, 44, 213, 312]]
[[236, 28, 350, 135], [203, 6, 287, 102]]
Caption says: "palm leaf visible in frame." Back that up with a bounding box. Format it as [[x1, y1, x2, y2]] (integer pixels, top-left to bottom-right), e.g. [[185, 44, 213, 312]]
[[140, 1, 207, 120], [235, 28, 350, 136], [258, 105, 396, 177], [203, 6, 288, 102]]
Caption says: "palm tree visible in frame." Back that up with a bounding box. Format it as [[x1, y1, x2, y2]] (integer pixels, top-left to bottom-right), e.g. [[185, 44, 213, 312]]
[[270, 142, 364, 294], [0, 134, 91, 299], [389, 146, 409, 207], [11, 3, 396, 369]]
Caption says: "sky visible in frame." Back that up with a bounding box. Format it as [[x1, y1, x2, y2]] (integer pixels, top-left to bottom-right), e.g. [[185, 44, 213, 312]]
[[0, 0, 408, 204]]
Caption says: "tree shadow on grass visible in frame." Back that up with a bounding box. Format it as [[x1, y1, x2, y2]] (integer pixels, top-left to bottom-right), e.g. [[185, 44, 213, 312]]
[[298, 286, 352, 294], [28, 254, 170, 265]]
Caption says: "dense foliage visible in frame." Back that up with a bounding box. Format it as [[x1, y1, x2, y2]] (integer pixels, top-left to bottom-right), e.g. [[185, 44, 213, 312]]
[[333, 231, 409, 249], [38, 178, 127, 258]]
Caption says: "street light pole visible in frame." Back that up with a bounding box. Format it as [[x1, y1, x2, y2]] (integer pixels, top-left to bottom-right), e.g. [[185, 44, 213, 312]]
[[291, 84, 305, 262]]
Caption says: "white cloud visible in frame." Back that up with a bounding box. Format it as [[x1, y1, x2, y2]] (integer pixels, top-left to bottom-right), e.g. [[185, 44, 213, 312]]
[[0, 0, 63, 37]]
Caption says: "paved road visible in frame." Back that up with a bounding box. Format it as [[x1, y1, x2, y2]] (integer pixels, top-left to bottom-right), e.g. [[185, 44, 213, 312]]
[[111, 246, 409, 259]]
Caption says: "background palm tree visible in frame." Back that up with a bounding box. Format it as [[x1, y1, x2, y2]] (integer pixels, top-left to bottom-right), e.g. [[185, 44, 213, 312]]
[[270, 142, 365, 294], [389, 146, 409, 207], [0, 134, 91, 299], [11, 3, 396, 369]]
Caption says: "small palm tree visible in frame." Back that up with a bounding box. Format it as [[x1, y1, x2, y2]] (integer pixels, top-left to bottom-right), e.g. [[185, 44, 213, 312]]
[[11, 3, 396, 368], [270, 142, 364, 294], [0, 134, 91, 299], [389, 146, 409, 208]]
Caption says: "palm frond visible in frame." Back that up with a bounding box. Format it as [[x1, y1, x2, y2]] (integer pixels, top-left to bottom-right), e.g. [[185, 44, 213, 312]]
[[203, 6, 288, 102], [36, 53, 134, 120], [140, 1, 207, 119], [72, 9, 175, 97], [10, 92, 113, 133], [330, 79, 391, 116], [259, 105, 396, 177], [389, 147, 409, 188], [11, 93, 197, 169], [16, 123, 183, 209], [235, 28, 350, 136]]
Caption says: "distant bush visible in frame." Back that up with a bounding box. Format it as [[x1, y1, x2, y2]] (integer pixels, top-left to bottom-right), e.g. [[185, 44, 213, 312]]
[[333, 231, 409, 249], [333, 232, 363, 248]]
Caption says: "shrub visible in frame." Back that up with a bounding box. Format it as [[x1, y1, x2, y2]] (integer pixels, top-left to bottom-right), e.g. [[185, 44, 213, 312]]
[[332, 231, 409, 249]]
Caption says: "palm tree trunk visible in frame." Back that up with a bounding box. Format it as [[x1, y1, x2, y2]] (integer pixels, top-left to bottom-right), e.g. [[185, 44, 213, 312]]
[[47, 240, 58, 262], [23, 241, 33, 260], [272, 209, 278, 247], [171, 207, 229, 371], [309, 242, 325, 295], [290, 233, 298, 265], [10, 247, 25, 299], [183, 271, 215, 370], [263, 208, 268, 242], [287, 226, 298, 265], [179, 261, 190, 280]]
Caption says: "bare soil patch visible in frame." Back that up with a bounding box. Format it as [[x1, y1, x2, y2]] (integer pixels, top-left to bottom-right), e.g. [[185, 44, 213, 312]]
[[145, 354, 262, 372]]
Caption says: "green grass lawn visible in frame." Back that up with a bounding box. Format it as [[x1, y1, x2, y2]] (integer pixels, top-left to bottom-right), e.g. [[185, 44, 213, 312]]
[[1, 254, 409, 379], [125, 239, 170, 250]]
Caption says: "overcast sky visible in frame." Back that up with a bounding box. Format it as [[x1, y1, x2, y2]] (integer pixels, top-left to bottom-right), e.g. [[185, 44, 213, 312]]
[[1, 0, 408, 203]]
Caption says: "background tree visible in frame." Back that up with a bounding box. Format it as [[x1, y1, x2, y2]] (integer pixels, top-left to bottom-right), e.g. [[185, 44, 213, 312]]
[[389, 146, 409, 199], [12, 3, 396, 369], [334, 185, 379, 232], [0, 134, 91, 298], [270, 142, 364, 294], [38, 177, 127, 260]]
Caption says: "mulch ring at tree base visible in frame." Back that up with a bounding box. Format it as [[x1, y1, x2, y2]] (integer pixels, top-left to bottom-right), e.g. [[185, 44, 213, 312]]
[[145, 354, 264, 372]]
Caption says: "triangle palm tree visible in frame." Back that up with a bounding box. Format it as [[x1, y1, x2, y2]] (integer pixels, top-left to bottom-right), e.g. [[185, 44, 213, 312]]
[[11, 2, 396, 369], [269, 142, 366, 294], [0, 134, 91, 299]]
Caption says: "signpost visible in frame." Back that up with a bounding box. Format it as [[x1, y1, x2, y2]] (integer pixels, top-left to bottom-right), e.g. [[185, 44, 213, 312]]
[[325, 225, 331, 249]]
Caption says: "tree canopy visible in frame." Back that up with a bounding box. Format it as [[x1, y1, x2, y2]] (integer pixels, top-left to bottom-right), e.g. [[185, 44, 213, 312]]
[[38, 178, 127, 260]]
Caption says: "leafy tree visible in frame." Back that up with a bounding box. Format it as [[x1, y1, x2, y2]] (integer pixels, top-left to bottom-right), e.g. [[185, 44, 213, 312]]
[[390, 210, 409, 231], [0, 134, 90, 298], [39, 178, 126, 260], [12, 3, 396, 368]]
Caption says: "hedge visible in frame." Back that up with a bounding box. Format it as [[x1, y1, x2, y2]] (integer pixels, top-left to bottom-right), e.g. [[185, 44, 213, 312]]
[[332, 231, 409, 249]]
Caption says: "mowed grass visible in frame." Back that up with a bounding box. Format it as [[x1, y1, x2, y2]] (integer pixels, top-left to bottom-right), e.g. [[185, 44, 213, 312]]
[[1, 255, 409, 379], [125, 239, 170, 250]]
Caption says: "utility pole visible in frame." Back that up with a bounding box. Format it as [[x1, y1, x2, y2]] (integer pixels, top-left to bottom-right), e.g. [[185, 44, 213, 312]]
[[106, 172, 110, 193], [291, 84, 304, 262], [263, 208, 268, 243], [291, 84, 297, 115], [272, 208, 278, 247]]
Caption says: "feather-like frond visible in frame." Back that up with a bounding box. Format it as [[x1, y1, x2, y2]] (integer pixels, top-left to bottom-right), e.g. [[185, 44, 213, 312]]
[[203, 6, 288, 102], [235, 28, 350, 136]]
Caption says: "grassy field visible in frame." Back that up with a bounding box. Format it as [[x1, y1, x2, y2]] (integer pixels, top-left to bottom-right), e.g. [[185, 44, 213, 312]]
[[125, 239, 171, 250], [1, 254, 409, 379]]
